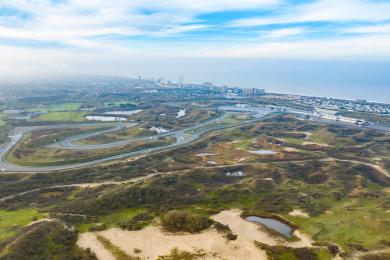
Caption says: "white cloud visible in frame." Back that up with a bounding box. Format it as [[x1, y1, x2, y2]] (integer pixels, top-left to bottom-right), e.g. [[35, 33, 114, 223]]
[[261, 28, 306, 39], [0, 0, 280, 49], [344, 24, 390, 34], [1, 0, 390, 83], [184, 35, 390, 59], [229, 0, 390, 27], [1, 33, 390, 84]]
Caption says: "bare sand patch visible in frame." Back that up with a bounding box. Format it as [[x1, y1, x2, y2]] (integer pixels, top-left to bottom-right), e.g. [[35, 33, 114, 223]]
[[207, 160, 219, 165], [237, 157, 247, 163], [89, 225, 266, 260], [195, 153, 218, 157], [284, 147, 300, 152], [78, 233, 115, 260], [302, 141, 332, 147], [289, 209, 310, 218], [195, 153, 220, 163], [78, 209, 313, 260]]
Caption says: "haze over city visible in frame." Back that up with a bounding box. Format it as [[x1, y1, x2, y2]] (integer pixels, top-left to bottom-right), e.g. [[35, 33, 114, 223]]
[[1, 0, 390, 102]]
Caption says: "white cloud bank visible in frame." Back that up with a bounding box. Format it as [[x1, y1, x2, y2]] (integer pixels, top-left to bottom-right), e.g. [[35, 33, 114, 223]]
[[1, 0, 390, 81]]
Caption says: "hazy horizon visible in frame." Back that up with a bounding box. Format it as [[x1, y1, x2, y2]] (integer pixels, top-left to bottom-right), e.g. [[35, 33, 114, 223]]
[[1, 0, 390, 103], [1, 58, 388, 103]]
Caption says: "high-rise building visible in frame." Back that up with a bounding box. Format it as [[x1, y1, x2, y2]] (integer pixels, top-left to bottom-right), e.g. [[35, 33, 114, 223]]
[[243, 88, 265, 96]]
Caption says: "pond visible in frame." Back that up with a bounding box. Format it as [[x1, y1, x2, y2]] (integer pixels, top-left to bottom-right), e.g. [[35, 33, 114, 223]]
[[104, 110, 143, 115], [248, 150, 277, 155], [245, 216, 292, 238], [218, 105, 273, 118], [86, 115, 126, 122], [195, 153, 217, 156]]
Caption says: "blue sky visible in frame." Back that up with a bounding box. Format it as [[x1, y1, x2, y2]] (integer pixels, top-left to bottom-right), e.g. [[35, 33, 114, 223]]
[[0, 0, 390, 101]]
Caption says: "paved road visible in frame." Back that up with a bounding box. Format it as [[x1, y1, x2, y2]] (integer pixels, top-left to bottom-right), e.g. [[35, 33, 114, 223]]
[[1, 104, 388, 173], [47, 122, 138, 150], [2, 156, 388, 202], [0, 108, 274, 172]]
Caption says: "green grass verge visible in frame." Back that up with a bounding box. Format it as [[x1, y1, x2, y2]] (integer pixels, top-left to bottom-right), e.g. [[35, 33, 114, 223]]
[[104, 101, 138, 108], [28, 103, 82, 112], [78, 208, 146, 232], [0, 208, 45, 242], [290, 198, 390, 252], [32, 111, 87, 122]]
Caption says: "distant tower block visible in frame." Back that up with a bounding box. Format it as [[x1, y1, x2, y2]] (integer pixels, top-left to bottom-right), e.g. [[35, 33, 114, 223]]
[[179, 75, 184, 88]]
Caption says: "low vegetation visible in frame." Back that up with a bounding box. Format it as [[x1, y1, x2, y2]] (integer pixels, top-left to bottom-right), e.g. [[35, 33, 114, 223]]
[[161, 210, 212, 233], [0, 221, 96, 260], [157, 247, 207, 260], [0, 102, 389, 258], [96, 235, 140, 260], [0, 208, 44, 243], [255, 241, 332, 260], [6, 129, 175, 166], [32, 111, 88, 122]]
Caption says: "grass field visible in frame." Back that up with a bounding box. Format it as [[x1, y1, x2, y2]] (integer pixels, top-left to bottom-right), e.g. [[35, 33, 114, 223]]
[[283, 137, 304, 145], [6, 132, 175, 166], [104, 101, 138, 108], [32, 111, 87, 122], [290, 198, 390, 252], [0, 208, 45, 242], [28, 103, 82, 112], [232, 138, 254, 149], [310, 128, 334, 145], [79, 208, 146, 232], [76, 126, 155, 145]]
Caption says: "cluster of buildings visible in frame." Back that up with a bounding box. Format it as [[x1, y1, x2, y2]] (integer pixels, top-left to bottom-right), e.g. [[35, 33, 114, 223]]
[[154, 77, 265, 97], [293, 96, 390, 114], [242, 88, 266, 96], [314, 108, 367, 126]]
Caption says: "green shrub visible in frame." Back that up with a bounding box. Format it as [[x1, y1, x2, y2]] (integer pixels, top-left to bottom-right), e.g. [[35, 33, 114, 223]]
[[119, 212, 154, 231], [161, 210, 212, 233], [213, 222, 237, 240]]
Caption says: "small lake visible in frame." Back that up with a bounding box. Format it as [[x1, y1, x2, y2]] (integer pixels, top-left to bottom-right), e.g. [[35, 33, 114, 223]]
[[104, 110, 143, 115], [218, 105, 273, 118], [86, 116, 126, 122], [195, 153, 217, 156], [245, 216, 292, 238], [249, 150, 277, 155]]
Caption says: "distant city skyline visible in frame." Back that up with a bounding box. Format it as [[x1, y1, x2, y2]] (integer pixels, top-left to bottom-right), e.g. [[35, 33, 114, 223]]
[[0, 1, 389, 103]]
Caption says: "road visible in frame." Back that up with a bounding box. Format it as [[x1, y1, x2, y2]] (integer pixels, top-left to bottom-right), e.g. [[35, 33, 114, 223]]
[[0, 107, 274, 172], [0, 104, 389, 173], [2, 156, 388, 202]]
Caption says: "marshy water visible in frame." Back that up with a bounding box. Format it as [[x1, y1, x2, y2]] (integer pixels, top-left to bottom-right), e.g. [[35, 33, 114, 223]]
[[248, 150, 277, 155], [104, 110, 143, 115], [245, 216, 292, 238], [86, 115, 126, 122]]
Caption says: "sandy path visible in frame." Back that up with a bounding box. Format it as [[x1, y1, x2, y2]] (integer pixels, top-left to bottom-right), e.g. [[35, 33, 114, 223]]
[[289, 209, 309, 218], [321, 158, 390, 178], [3, 156, 388, 203]]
